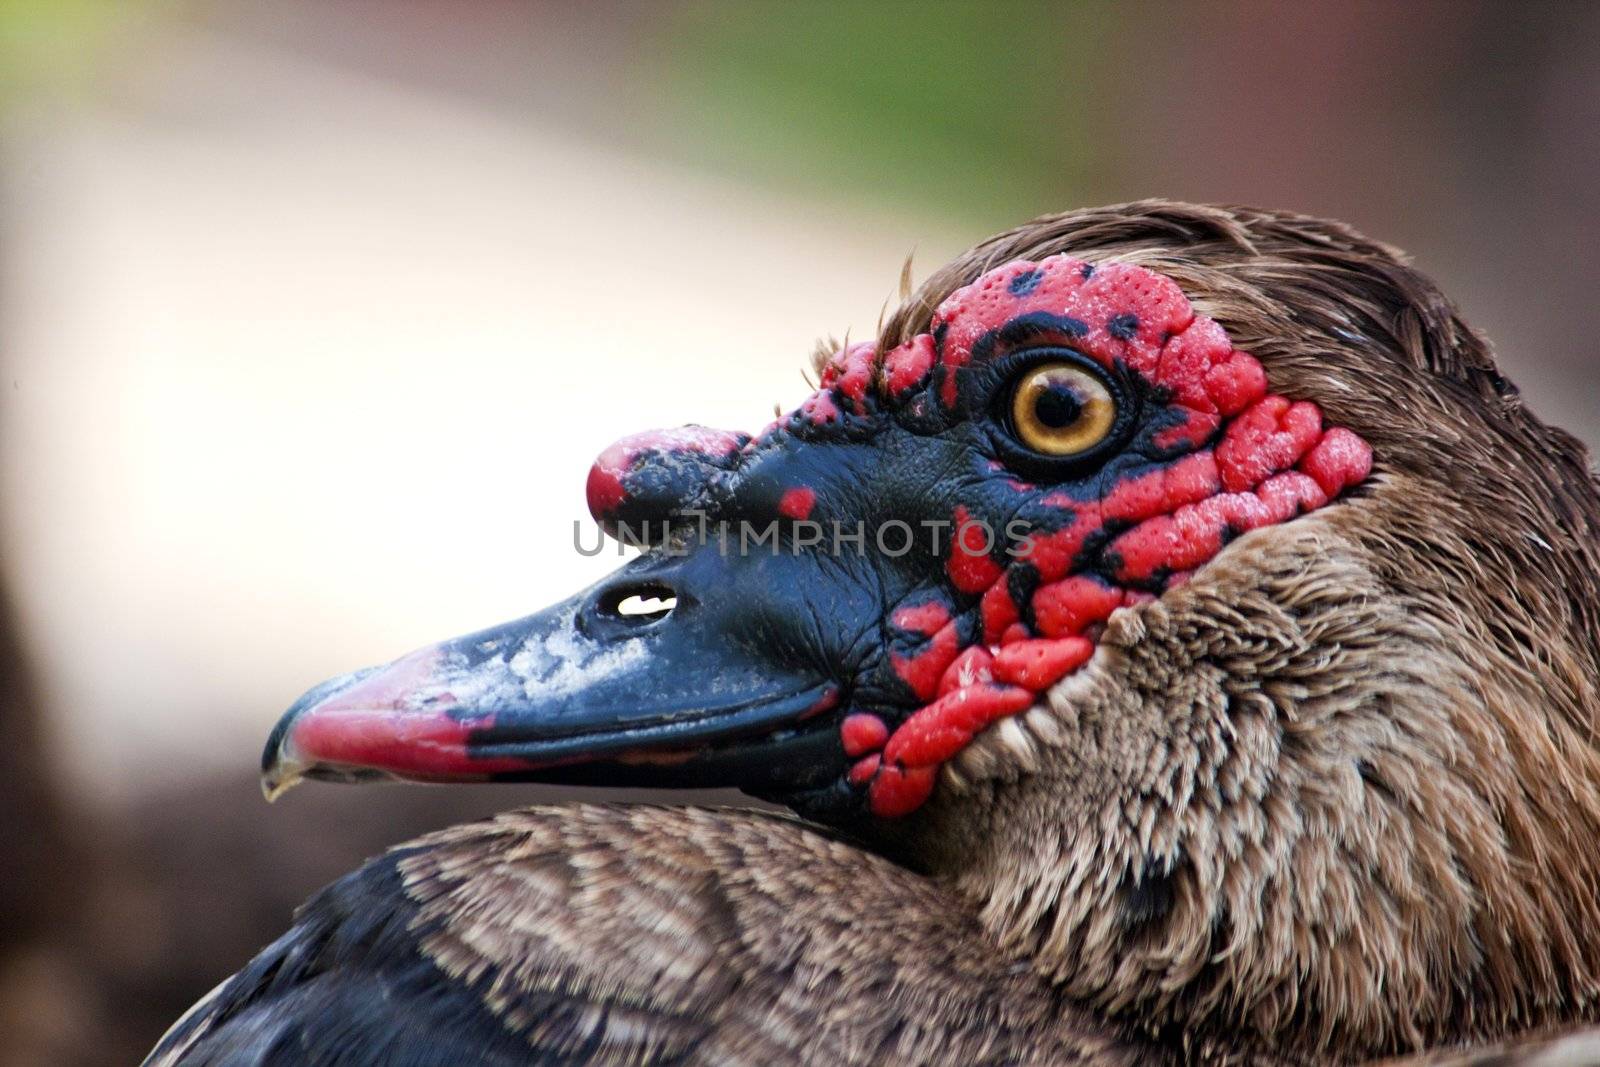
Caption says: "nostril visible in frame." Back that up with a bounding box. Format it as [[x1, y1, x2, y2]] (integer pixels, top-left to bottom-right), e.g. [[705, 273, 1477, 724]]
[[617, 592, 677, 619], [597, 582, 678, 624]]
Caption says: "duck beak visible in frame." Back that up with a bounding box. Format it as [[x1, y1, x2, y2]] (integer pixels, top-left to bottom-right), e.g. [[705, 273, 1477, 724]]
[[261, 552, 846, 800]]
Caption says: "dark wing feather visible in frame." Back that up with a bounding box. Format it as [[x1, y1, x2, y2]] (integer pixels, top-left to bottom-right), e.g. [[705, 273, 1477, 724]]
[[143, 843, 550, 1066], [146, 805, 1154, 1067]]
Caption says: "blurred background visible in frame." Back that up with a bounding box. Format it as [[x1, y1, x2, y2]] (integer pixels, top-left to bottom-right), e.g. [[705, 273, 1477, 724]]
[[1, 1, 1596, 1062]]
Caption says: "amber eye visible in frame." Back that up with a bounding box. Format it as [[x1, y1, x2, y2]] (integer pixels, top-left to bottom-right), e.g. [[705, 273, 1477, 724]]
[[1008, 362, 1119, 456]]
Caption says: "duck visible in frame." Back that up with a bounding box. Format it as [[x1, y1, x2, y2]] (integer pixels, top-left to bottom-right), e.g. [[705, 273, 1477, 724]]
[[145, 201, 1600, 1066]]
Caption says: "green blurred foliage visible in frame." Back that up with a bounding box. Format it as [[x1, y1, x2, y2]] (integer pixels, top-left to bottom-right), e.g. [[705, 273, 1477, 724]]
[[653, 2, 1113, 228], [0, 0, 174, 106]]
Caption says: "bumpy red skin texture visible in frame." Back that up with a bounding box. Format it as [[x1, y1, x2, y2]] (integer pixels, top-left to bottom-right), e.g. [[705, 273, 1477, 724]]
[[585, 255, 1372, 820], [586, 426, 748, 524], [851, 255, 1371, 817], [778, 487, 817, 520]]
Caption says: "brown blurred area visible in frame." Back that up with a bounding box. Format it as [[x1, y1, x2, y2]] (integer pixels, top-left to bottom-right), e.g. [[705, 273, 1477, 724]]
[[0, 2, 1596, 1063]]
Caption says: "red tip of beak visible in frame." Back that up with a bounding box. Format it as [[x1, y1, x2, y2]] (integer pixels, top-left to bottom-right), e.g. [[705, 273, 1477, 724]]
[[271, 648, 527, 792], [287, 705, 503, 781]]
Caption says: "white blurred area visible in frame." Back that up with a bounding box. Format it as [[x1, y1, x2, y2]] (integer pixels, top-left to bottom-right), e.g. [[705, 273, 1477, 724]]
[[8, 2, 1597, 817], [0, 19, 966, 803]]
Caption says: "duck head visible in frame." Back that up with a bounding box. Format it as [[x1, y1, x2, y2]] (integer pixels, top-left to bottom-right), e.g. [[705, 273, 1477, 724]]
[[263, 203, 1600, 1061], [264, 240, 1368, 821]]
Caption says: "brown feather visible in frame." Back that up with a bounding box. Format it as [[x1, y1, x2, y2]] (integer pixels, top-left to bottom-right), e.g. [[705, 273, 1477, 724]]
[[880, 200, 1600, 1063], [399, 806, 1166, 1065], [150, 201, 1600, 1066]]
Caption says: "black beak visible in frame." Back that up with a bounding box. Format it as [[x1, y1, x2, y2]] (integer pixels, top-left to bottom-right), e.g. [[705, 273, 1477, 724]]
[[262, 549, 848, 800]]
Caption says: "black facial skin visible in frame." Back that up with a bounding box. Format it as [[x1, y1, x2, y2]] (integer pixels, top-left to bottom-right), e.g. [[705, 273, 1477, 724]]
[[267, 340, 1196, 826]]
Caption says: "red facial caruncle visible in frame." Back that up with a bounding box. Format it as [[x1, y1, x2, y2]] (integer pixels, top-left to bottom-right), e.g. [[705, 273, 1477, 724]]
[[831, 254, 1372, 817], [578, 253, 1372, 821], [269, 243, 1371, 828]]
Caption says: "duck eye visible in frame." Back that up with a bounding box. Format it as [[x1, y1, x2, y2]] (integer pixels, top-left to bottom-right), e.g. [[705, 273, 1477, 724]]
[[1008, 362, 1119, 456]]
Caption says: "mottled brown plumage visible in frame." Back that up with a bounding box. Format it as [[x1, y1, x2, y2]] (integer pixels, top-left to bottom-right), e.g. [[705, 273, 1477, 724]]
[[886, 202, 1600, 1063], [149, 202, 1600, 1066], [406, 807, 1164, 1064]]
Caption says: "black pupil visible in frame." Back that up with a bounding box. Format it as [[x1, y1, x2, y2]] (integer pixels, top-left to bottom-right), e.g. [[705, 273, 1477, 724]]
[[1034, 382, 1083, 428]]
